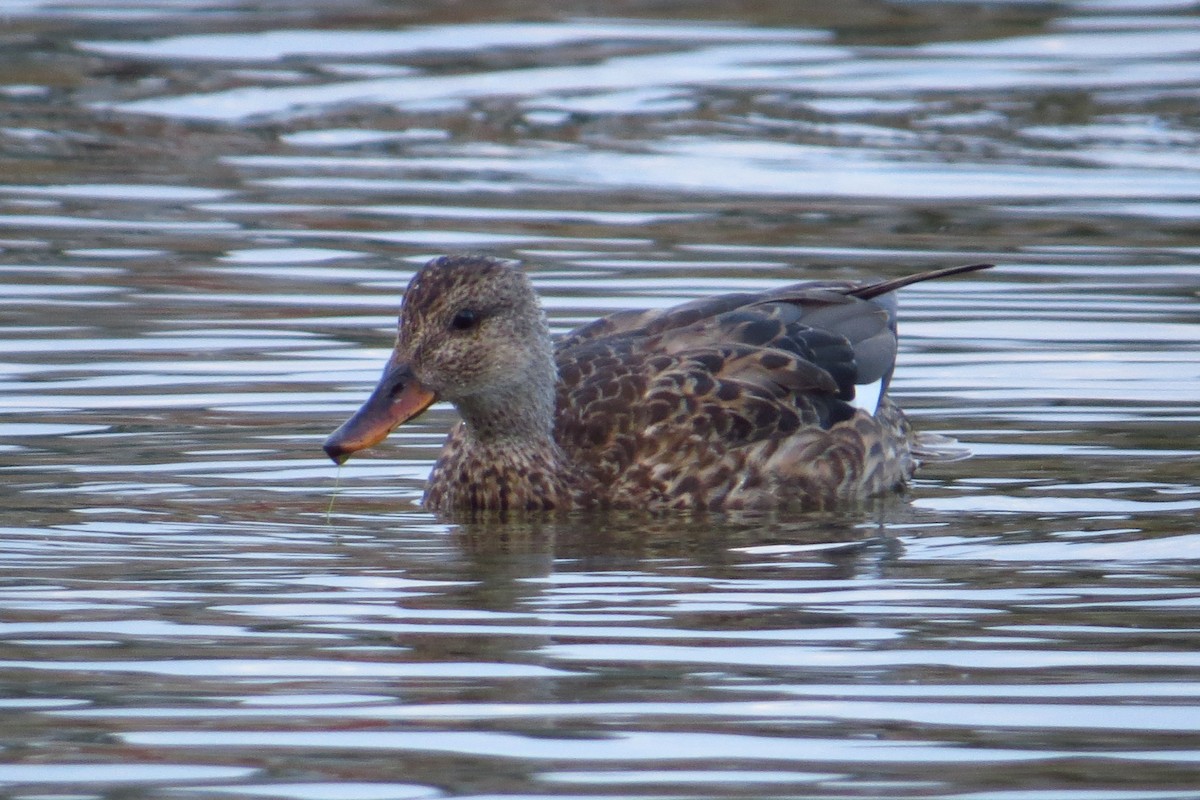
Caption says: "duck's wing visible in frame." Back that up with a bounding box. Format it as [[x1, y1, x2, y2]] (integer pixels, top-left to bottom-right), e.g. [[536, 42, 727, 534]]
[[558, 262, 993, 411], [557, 291, 763, 350], [558, 285, 889, 415], [551, 264, 993, 494], [551, 300, 869, 489]]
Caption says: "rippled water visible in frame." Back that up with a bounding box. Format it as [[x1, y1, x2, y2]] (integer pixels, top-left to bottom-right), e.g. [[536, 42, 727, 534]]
[[2, 1, 1199, 798]]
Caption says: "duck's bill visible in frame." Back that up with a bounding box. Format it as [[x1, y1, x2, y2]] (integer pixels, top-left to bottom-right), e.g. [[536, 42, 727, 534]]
[[323, 357, 437, 464]]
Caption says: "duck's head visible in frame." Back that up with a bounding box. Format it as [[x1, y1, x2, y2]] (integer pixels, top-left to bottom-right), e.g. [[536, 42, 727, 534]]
[[323, 254, 553, 464]]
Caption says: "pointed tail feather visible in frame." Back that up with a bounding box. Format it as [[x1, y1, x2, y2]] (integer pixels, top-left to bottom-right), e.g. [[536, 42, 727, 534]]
[[851, 263, 994, 300]]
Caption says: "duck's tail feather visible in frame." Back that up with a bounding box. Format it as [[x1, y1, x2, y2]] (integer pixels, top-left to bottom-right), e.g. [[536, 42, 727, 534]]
[[851, 263, 994, 301], [911, 431, 974, 464]]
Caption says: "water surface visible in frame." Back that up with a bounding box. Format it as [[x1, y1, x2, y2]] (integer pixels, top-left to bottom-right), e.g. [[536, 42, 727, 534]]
[[1, 1, 1199, 798]]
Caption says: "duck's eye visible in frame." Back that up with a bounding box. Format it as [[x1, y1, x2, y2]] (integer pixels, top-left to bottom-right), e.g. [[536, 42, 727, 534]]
[[449, 308, 480, 332]]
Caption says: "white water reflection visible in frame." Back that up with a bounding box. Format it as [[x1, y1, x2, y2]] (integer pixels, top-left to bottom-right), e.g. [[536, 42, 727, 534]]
[[219, 142, 1200, 201], [60, 697, 1200, 733], [0, 764, 257, 785], [82, 19, 1200, 124], [98, 41, 838, 121], [81, 21, 822, 62], [123, 728, 1062, 764], [1, 184, 230, 201]]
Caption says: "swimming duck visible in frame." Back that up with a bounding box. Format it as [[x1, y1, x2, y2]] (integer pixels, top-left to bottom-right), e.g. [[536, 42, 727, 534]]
[[324, 254, 992, 513]]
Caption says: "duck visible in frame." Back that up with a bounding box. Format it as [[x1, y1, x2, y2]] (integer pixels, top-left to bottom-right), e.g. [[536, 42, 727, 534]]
[[324, 254, 992, 514]]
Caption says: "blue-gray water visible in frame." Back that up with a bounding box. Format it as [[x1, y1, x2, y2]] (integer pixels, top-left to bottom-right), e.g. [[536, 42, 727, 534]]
[[2, 1, 1199, 798]]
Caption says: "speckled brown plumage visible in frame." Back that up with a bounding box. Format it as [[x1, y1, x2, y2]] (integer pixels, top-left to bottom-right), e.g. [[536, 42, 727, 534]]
[[324, 254, 992, 513]]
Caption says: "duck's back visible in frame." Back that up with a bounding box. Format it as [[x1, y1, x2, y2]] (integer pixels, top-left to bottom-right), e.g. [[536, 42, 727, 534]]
[[548, 268, 979, 510]]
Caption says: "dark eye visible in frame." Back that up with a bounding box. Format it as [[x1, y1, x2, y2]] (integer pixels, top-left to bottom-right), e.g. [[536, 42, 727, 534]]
[[449, 308, 480, 331]]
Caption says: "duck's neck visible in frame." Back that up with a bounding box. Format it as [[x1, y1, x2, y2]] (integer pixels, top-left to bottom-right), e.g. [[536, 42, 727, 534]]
[[455, 374, 558, 449], [425, 333, 590, 512], [455, 326, 558, 447], [428, 374, 581, 513]]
